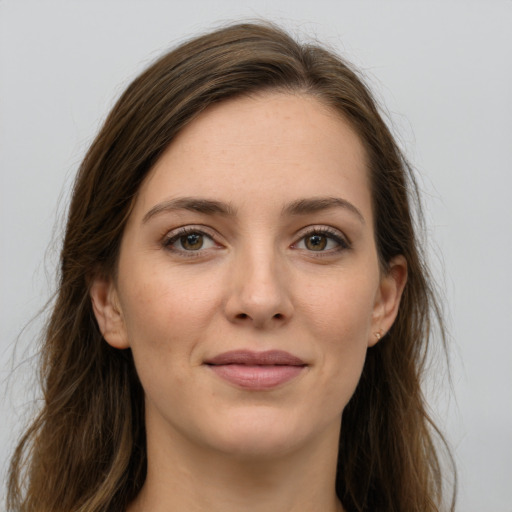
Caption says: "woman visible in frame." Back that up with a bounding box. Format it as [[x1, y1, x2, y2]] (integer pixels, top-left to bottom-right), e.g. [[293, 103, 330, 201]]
[[7, 22, 454, 512]]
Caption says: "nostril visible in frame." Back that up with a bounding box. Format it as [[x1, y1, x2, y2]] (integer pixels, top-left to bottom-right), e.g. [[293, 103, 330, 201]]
[[236, 313, 248, 319], [273, 313, 283, 319]]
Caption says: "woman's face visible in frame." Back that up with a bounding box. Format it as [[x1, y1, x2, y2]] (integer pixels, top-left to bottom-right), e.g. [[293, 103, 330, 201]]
[[92, 92, 405, 459]]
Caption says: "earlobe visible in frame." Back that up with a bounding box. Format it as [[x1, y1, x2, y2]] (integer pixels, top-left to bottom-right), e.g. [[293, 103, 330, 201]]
[[89, 276, 129, 349], [369, 255, 408, 347]]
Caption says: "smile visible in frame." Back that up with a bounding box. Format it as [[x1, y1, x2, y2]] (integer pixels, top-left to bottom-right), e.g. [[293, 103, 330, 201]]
[[204, 350, 307, 390]]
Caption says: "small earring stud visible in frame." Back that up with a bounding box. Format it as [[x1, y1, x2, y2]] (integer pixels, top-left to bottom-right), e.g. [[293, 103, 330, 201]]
[[374, 329, 384, 341]]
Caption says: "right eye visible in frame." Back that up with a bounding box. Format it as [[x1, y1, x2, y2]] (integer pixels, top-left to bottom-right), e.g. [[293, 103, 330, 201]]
[[163, 228, 217, 254]]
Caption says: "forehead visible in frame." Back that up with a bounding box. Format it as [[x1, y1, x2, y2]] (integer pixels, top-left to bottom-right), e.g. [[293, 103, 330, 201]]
[[134, 92, 372, 221]]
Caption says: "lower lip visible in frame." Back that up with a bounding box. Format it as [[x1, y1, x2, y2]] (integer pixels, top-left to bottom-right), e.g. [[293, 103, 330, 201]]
[[207, 364, 305, 390]]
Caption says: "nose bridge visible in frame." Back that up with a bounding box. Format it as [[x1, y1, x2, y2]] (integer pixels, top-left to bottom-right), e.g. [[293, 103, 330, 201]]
[[226, 239, 293, 327]]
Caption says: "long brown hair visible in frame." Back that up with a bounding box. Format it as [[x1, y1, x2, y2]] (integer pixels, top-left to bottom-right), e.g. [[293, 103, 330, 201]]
[[7, 22, 455, 512]]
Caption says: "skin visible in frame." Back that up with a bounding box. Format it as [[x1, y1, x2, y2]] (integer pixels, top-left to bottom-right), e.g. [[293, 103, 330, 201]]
[[91, 92, 407, 512]]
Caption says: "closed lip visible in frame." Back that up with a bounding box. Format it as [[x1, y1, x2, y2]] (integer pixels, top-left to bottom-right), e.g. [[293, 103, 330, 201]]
[[204, 350, 307, 366], [204, 350, 307, 390]]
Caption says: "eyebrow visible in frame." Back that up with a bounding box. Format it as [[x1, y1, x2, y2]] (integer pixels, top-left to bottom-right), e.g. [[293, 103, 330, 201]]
[[142, 195, 365, 224], [142, 197, 237, 223], [283, 197, 365, 224]]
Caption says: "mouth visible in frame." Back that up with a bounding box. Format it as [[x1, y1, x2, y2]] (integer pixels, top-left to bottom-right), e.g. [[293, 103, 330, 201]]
[[204, 350, 307, 390]]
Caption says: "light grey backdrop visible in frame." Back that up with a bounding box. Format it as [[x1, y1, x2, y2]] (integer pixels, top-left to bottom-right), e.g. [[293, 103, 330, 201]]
[[1, 1, 511, 510]]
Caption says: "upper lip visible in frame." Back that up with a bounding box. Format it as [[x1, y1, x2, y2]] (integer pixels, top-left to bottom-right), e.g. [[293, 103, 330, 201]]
[[205, 350, 306, 366]]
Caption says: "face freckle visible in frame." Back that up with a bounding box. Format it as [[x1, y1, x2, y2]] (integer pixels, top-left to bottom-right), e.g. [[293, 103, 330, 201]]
[[95, 92, 404, 460]]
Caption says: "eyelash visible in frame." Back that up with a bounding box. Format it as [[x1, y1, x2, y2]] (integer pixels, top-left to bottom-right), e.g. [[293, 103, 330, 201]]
[[162, 226, 350, 257]]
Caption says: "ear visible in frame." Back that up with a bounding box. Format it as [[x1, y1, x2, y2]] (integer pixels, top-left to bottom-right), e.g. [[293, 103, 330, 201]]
[[369, 255, 408, 347], [89, 275, 130, 349]]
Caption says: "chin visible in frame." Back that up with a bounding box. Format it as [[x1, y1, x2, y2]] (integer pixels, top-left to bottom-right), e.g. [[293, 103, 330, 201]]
[[201, 405, 331, 460]]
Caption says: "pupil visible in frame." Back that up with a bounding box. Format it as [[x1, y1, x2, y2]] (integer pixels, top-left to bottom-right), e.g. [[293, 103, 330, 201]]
[[182, 233, 203, 250], [307, 235, 327, 251]]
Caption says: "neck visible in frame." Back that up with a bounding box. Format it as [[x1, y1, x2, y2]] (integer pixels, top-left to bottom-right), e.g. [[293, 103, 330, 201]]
[[128, 415, 344, 512]]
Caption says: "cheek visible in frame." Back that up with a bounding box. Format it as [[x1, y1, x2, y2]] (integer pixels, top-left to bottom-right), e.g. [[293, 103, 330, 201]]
[[120, 262, 219, 333], [299, 270, 377, 404], [118, 282, 196, 403], [300, 270, 377, 342], [117, 267, 225, 383]]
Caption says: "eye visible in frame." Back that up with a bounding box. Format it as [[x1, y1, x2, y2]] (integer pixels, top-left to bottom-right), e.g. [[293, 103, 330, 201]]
[[294, 228, 349, 253], [163, 228, 217, 253]]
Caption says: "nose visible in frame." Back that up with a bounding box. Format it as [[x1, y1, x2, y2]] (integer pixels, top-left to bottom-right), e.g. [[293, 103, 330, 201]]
[[224, 248, 294, 329]]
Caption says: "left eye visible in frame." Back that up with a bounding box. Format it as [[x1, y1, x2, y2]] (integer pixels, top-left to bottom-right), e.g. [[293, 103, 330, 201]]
[[295, 231, 347, 252]]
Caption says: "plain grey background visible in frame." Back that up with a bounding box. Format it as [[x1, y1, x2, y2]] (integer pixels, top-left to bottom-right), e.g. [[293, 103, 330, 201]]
[[1, 1, 511, 510]]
